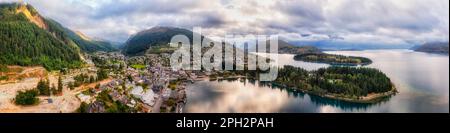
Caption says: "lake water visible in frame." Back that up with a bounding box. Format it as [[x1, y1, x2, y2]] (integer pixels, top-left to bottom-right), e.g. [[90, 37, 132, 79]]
[[183, 50, 449, 113]]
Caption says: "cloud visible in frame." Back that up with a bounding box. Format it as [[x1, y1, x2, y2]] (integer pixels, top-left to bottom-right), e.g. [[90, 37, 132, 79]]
[[92, 0, 199, 19], [1, 0, 448, 45], [275, 0, 449, 45]]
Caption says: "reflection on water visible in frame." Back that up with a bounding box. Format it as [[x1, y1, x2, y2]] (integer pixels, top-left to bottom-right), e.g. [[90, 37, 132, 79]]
[[184, 79, 392, 113], [184, 79, 291, 113], [326, 50, 449, 113], [184, 50, 449, 113]]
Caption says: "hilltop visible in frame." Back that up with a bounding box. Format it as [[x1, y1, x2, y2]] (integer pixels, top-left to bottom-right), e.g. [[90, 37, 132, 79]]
[[122, 27, 196, 56]]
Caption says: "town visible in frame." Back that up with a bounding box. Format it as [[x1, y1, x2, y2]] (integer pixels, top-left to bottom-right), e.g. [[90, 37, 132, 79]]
[[74, 52, 196, 113], [0, 51, 211, 113]]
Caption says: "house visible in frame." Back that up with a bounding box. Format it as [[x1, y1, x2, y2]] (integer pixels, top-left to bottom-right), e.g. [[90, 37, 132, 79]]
[[127, 99, 136, 107], [141, 91, 158, 107], [161, 89, 172, 100], [152, 84, 164, 93], [118, 96, 129, 105], [109, 90, 121, 101], [130, 86, 144, 99], [88, 101, 106, 113], [77, 93, 92, 103]]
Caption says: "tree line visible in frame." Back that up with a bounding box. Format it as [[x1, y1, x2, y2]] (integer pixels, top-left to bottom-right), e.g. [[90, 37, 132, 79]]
[[68, 69, 108, 90], [215, 65, 394, 98], [14, 76, 64, 105], [275, 66, 394, 98]]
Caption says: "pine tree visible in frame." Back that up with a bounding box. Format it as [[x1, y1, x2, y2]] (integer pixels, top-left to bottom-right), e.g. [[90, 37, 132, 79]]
[[57, 75, 63, 92]]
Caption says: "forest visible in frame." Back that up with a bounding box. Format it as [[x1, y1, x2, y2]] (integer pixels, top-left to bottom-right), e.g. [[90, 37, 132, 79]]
[[1, 3, 117, 70], [218, 65, 394, 100], [275, 66, 394, 98], [0, 3, 82, 70]]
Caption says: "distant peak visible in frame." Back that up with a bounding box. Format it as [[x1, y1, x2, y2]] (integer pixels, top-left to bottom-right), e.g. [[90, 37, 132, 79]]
[[133, 26, 189, 37], [147, 26, 170, 32]]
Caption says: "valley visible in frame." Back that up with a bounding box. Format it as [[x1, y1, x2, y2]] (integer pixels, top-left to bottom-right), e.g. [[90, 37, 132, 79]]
[[0, 2, 448, 113]]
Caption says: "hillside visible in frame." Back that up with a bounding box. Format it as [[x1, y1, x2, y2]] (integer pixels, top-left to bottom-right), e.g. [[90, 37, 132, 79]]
[[123, 26, 322, 56], [122, 26, 195, 56], [63, 27, 117, 53], [271, 40, 373, 66], [0, 3, 117, 70], [272, 40, 321, 54], [0, 3, 82, 70], [413, 42, 449, 54], [43, 18, 116, 53]]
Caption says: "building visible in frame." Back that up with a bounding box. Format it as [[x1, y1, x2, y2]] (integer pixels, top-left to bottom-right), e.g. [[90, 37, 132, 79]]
[[88, 101, 106, 113], [161, 89, 172, 100], [77, 93, 92, 103], [130, 86, 158, 106]]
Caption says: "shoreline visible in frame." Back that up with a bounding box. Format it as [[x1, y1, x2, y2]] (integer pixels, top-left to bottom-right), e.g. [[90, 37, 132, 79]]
[[293, 59, 372, 66], [320, 87, 397, 104], [209, 77, 398, 104], [270, 81, 397, 104]]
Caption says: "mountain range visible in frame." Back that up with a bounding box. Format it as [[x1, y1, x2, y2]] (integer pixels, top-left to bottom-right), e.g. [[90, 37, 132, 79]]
[[1, 2, 447, 71], [288, 40, 414, 50], [123, 26, 323, 56], [0, 3, 116, 70]]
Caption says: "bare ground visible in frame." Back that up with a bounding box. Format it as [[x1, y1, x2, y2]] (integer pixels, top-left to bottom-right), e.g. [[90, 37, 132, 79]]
[[0, 66, 111, 113]]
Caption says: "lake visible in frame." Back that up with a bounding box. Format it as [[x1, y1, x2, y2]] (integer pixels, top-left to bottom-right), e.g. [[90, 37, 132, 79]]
[[183, 50, 449, 113]]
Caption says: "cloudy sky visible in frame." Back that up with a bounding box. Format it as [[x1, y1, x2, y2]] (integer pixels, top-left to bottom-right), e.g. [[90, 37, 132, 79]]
[[1, 0, 449, 47]]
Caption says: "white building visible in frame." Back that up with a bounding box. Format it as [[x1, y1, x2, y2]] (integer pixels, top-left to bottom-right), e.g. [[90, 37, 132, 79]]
[[77, 93, 92, 103], [130, 86, 158, 106], [162, 89, 172, 100]]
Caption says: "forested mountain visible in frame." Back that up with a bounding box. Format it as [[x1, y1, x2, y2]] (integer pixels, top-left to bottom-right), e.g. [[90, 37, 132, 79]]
[[0, 3, 82, 70], [123, 26, 323, 56], [63, 27, 117, 53], [0, 3, 115, 70], [38, 12, 116, 53], [269, 40, 321, 54], [122, 26, 195, 56], [412, 42, 449, 54]]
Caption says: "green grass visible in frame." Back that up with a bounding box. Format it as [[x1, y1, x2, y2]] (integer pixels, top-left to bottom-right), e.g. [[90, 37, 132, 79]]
[[131, 64, 146, 70]]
